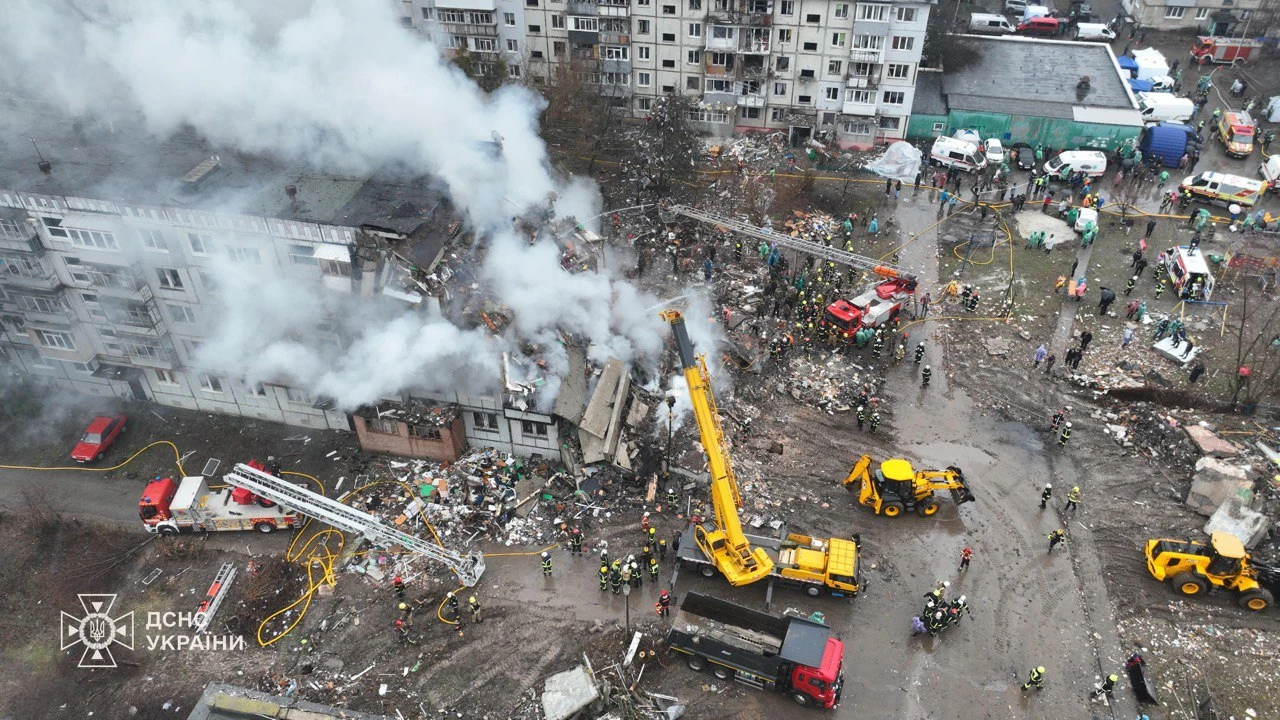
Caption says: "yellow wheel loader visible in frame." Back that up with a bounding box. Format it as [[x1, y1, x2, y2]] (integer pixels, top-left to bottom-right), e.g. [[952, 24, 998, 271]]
[[1145, 531, 1273, 611], [840, 455, 974, 518]]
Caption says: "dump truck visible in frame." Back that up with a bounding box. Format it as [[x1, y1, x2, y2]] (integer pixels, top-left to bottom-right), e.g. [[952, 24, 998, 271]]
[[667, 591, 845, 709], [841, 455, 974, 517], [1145, 531, 1272, 611]]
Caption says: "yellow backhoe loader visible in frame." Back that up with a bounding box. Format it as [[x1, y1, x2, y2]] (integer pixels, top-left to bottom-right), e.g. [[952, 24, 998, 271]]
[[1145, 531, 1273, 611], [841, 455, 974, 518]]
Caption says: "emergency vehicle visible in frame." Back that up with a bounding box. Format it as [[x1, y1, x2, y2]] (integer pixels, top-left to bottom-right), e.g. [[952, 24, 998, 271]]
[[1180, 171, 1266, 208], [1189, 36, 1261, 65], [1162, 246, 1216, 301], [1216, 111, 1256, 158], [822, 278, 916, 339], [140, 471, 302, 534]]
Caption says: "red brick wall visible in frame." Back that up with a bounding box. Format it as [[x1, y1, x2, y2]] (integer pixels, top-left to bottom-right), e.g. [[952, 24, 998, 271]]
[[353, 416, 465, 462]]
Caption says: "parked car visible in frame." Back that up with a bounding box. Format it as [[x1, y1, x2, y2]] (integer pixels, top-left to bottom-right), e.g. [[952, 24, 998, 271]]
[[71, 414, 128, 463], [983, 138, 1006, 165], [1016, 16, 1060, 35], [1073, 207, 1099, 232], [1068, 4, 1094, 21], [1008, 142, 1037, 170], [1003, 0, 1029, 14]]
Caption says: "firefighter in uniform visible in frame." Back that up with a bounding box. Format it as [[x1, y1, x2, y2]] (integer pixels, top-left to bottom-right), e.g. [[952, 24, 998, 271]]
[[1125, 275, 1137, 296], [922, 365, 932, 386], [1154, 279, 1166, 299], [1091, 674, 1119, 699], [1049, 407, 1066, 432], [1059, 422, 1072, 447], [873, 334, 884, 355], [609, 561, 623, 593], [446, 591, 460, 620], [568, 527, 583, 556], [468, 596, 482, 623], [869, 412, 882, 433], [648, 557, 660, 582], [666, 484, 679, 507], [598, 563, 609, 591], [914, 341, 926, 364], [1048, 528, 1067, 552], [1039, 483, 1053, 510], [1022, 666, 1046, 691], [656, 590, 672, 618], [1064, 486, 1081, 512], [856, 405, 866, 430], [658, 538, 668, 559], [540, 551, 553, 576], [895, 343, 905, 361], [392, 575, 405, 598]]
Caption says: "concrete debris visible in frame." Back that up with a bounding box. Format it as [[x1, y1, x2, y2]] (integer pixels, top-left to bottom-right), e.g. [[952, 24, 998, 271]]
[[541, 665, 599, 720], [1152, 336, 1200, 365], [985, 337, 1014, 356], [1203, 493, 1271, 548], [1186, 457, 1254, 516], [1184, 424, 1243, 458]]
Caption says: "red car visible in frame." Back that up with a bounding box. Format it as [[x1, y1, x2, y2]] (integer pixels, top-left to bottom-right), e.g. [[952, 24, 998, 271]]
[[1016, 16, 1060, 34], [71, 415, 128, 463]]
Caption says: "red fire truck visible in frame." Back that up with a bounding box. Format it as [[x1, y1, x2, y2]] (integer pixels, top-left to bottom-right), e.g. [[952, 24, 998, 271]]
[[140, 460, 301, 534], [1190, 36, 1261, 65], [822, 277, 917, 340]]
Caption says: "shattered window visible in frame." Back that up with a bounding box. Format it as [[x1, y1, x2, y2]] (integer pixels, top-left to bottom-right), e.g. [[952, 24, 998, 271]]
[[368, 417, 398, 434], [410, 425, 443, 440]]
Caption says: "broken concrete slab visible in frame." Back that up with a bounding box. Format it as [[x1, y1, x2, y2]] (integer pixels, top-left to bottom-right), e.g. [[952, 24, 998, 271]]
[[1153, 336, 1199, 365], [1186, 457, 1253, 516], [1203, 493, 1270, 548], [542, 665, 600, 720], [985, 337, 1014, 356], [1184, 425, 1243, 458]]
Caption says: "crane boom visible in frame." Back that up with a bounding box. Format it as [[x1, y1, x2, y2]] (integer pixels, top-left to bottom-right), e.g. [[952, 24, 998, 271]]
[[225, 463, 485, 586], [661, 310, 773, 586], [663, 204, 916, 283]]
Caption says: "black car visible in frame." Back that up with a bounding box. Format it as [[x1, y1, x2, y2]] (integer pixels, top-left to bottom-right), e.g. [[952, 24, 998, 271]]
[[1009, 143, 1037, 171]]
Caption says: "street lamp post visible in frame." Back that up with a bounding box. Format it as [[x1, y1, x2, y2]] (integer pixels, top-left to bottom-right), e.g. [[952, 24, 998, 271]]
[[623, 583, 631, 635], [664, 395, 676, 497]]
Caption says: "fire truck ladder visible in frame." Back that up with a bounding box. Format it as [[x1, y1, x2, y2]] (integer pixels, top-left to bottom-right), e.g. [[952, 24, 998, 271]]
[[663, 204, 917, 283], [224, 463, 485, 587], [192, 562, 237, 634]]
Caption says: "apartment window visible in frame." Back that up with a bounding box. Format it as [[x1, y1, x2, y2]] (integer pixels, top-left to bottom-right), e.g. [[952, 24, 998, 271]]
[[690, 0, 703, 8], [551, 15, 565, 28], [827, 59, 843, 75], [638, 71, 652, 86], [662, 84, 675, 92], [854, 34, 884, 49], [283, 244, 315, 265], [801, 13, 818, 23], [637, 97, 652, 111], [469, 11, 493, 23], [639, 46, 651, 59], [532, 50, 545, 59], [506, 39, 519, 52], [895, 7, 916, 21], [637, 19, 650, 33], [187, 232, 211, 254], [799, 67, 815, 77], [521, 420, 549, 437], [1194, 7, 1209, 18], [849, 89, 872, 103], [140, 229, 168, 251], [882, 90, 905, 104], [688, 22, 702, 36], [857, 3, 887, 20], [770, 107, 785, 120], [528, 23, 541, 32], [705, 78, 733, 91], [662, 58, 676, 67], [686, 75, 700, 89], [285, 387, 312, 404], [777, 28, 792, 43], [82, 293, 107, 320], [410, 424, 442, 440], [891, 35, 914, 50], [319, 257, 350, 277], [67, 228, 118, 250], [831, 32, 846, 47], [780, 0, 794, 13], [1163, 6, 1184, 17], [604, 45, 629, 59], [824, 86, 839, 100], [775, 55, 790, 70], [662, 32, 676, 41], [663, 3, 676, 12], [368, 417, 398, 434], [472, 37, 496, 51], [740, 107, 761, 119], [41, 217, 68, 238], [473, 411, 499, 431], [879, 116, 901, 130], [712, 25, 735, 39], [440, 9, 465, 22], [156, 267, 183, 289], [552, 41, 565, 56], [571, 16, 597, 30], [886, 63, 910, 79], [165, 303, 195, 324], [797, 94, 812, 103], [834, 3, 849, 18], [243, 380, 267, 397], [16, 294, 65, 314], [686, 49, 700, 63], [184, 339, 203, 358], [199, 374, 224, 393], [802, 41, 818, 51], [773, 81, 787, 95], [710, 51, 729, 65], [504, 12, 516, 25], [227, 246, 261, 264], [526, 0, 538, 6], [637, 0, 650, 6], [154, 369, 178, 385]]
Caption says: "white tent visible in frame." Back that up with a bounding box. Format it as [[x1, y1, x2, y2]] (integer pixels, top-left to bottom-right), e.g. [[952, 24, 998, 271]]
[[865, 141, 923, 183]]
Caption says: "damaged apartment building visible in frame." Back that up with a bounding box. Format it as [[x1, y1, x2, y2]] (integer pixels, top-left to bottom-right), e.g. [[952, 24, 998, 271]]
[[0, 117, 457, 431]]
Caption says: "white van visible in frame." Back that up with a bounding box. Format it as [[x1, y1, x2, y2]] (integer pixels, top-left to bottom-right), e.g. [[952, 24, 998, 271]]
[[1044, 150, 1108, 178], [1003, 0, 1028, 13], [969, 13, 1015, 33], [930, 136, 988, 173], [1074, 22, 1116, 41], [1021, 4, 1051, 21], [1137, 92, 1194, 124]]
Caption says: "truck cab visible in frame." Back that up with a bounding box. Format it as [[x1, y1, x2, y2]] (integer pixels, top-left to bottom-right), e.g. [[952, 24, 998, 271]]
[[822, 299, 863, 339], [1217, 111, 1256, 158]]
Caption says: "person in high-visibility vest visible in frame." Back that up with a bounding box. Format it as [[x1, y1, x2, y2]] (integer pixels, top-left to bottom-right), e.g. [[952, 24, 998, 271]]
[[1059, 422, 1072, 447], [540, 551, 553, 576], [1022, 666, 1046, 691]]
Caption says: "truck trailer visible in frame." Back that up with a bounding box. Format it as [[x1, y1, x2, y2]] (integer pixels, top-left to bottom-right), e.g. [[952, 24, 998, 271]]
[[667, 591, 845, 709], [676, 524, 861, 598]]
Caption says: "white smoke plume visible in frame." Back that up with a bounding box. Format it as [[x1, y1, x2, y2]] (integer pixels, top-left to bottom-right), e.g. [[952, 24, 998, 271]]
[[0, 0, 715, 409]]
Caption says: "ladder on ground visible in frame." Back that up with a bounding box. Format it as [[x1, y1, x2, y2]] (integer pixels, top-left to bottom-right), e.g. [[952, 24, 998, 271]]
[[192, 562, 236, 634], [663, 204, 917, 282], [223, 463, 485, 586]]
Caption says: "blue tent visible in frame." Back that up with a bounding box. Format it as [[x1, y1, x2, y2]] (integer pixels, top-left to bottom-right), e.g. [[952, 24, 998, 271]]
[[1117, 55, 1139, 78]]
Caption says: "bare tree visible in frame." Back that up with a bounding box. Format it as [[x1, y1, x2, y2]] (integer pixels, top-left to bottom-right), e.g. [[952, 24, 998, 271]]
[[535, 57, 626, 172], [1224, 277, 1280, 409], [624, 94, 701, 198]]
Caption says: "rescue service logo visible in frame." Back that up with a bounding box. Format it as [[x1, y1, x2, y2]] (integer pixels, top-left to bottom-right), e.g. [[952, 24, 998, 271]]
[[60, 594, 134, 668]]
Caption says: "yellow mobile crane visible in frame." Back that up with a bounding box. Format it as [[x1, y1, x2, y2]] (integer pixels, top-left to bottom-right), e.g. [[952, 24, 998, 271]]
[[662, 310, 862, 598]]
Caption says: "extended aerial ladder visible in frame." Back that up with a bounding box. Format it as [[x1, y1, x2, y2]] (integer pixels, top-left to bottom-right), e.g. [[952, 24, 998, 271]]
[[660, 203, 917, 284], [660, 310, 774, 586], [224, 463, 485, 587]]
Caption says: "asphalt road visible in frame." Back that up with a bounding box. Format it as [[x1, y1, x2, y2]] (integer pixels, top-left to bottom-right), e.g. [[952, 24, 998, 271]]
[[0, 467, 144, 525]]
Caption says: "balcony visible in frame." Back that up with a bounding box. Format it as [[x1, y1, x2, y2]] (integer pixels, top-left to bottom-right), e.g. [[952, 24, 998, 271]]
[[598, 1, 629, 17], [842, 98, 878, 116], [5, 303, 77, 327], [852, 18, 890, 35], [702, 90, 737, 106], [567, 0, 598, 13], [849, 47, 884, 64], [440, 22, 499, 36], [0, 263, 61, 292], [707, 10, 773, 25], [0, 226, 40, 254], [736, 94, 766, 108], [601, 58, 632, 73], [599, 31, 630, 43], [705, 34, 739, 52], [596, 84, 633, 97], [846, 73, 880, 88], [124, 344, 178, 370]]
